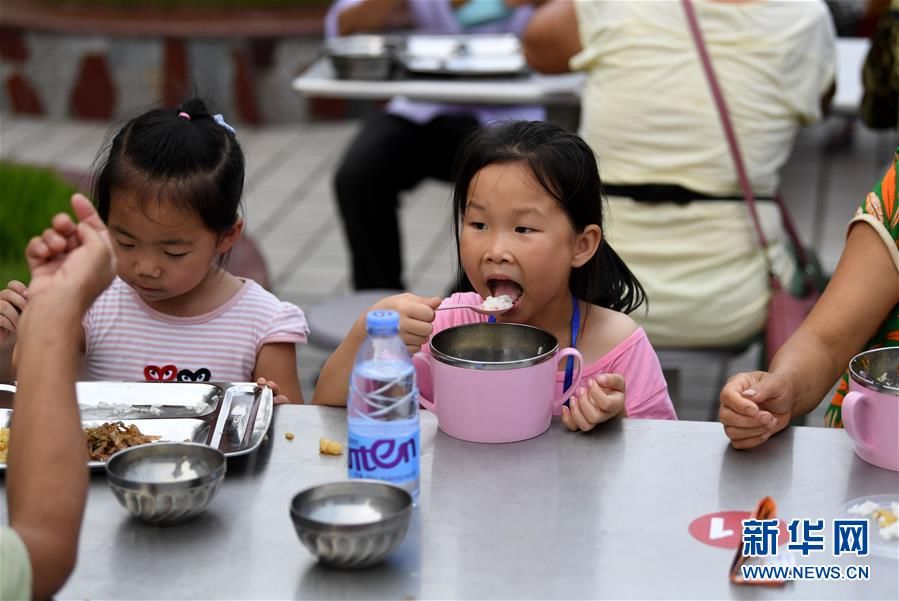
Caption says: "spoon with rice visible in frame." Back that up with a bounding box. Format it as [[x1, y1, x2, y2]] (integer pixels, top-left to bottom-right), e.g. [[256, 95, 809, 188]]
[[436, 294, 515, 317]]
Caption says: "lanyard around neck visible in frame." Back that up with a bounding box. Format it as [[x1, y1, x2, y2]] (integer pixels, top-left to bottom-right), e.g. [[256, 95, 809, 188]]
[[488, 294, 580, 404]]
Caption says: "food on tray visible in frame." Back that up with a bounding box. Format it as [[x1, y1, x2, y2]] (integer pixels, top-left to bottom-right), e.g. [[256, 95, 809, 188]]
[[848, 499, 899, 541], [285, 432, 295, 441], [319, 437, 343, 455], [0, 427, 8, 462], [482, 294, 513, 311], [85, 422, 160, 461]]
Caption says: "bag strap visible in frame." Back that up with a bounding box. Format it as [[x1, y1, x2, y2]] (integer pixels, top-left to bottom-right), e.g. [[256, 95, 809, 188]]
[[681, 0, 820, 294], [681, 0, 769, 249], [774, 191, 812, 268]]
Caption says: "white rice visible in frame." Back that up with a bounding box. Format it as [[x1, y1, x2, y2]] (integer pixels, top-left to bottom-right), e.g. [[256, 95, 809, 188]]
[[848, 500, 880, 516], [482, 295, 514, 311]]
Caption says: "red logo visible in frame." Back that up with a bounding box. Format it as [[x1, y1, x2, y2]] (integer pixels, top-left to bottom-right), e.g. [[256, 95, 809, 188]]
[[688, 511, 788, 549], [144, 364, 178, 381]]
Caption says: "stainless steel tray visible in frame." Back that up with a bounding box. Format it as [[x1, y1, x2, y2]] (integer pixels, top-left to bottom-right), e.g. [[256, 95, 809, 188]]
[[210, 382, 273, 457], [76, 381, 223, 420], [0, 381, 273, 471], [399, 33, 527, 77]]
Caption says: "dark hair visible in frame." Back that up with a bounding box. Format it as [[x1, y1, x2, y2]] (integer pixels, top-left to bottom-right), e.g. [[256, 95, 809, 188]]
[[93, 97, 245, 238], [451, 120, 646, 314]]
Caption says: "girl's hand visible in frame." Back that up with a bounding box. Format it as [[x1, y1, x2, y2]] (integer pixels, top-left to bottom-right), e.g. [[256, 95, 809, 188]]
[[257, 377, 291, 405], [561, 374, 626, 432], [719, 371, 794, 449], [0, 281, 28, 347], [369, 293, 442, 354]]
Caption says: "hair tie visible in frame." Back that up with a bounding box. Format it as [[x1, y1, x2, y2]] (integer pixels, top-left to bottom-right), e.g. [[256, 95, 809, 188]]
[[178, 111, 190, 120], [214, 113, 236, 135]]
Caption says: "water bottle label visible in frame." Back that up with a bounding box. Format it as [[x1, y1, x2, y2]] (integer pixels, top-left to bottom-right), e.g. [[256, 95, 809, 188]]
[[347, 429, 420, 485]]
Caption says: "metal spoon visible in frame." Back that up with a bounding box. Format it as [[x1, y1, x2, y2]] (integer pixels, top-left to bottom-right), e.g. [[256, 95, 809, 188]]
[[435, 301, 513, 317]]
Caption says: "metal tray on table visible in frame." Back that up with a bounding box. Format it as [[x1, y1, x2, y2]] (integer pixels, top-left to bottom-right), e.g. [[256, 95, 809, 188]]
[[0, 381, 273, 471], [398, 34, 528, 77]]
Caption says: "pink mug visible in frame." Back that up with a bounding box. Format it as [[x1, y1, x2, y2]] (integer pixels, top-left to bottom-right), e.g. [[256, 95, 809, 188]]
[[842, 347, 899, 472], [414, 323, 582, 443]]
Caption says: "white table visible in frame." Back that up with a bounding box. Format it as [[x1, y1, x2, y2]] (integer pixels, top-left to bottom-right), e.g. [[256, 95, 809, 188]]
[[23, 406, 899, 600], [293, 38, 869, 115], [293, 55, 583, 106]]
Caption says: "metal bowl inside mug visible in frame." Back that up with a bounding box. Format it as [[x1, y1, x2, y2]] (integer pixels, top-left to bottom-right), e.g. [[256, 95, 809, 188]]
[[324, 35, 397, 80], [105, 442, 226, 526], [430, 322, 559, 370], [849, 347, 899, 395], [290, 480, 412, 569]]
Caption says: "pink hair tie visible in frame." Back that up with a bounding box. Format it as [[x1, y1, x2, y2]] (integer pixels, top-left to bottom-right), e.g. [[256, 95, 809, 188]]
[[178, 111, 190, 120]]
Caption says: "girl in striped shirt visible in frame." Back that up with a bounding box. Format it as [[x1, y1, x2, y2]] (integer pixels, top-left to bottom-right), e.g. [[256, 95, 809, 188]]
[[0, 98, 308, 402]]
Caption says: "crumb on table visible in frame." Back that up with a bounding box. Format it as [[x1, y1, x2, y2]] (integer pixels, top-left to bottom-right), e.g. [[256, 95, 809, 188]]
[[319, 437, 343, 455], [284, 432, 295, 441]]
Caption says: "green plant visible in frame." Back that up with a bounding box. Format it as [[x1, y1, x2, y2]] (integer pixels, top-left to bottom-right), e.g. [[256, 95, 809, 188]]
[[0, 162, 77, 286]]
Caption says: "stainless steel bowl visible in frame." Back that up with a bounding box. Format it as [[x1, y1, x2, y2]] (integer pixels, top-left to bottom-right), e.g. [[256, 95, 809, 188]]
[[290, 480, 412, 569], [106, 442, 226, 526], [324, 35, 397, 80], [430, 322, 559, 370]]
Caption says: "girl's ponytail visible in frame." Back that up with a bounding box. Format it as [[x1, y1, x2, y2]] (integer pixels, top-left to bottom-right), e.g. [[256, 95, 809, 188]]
[[92, 96, 244, 235], [576, 241, 646, 315]]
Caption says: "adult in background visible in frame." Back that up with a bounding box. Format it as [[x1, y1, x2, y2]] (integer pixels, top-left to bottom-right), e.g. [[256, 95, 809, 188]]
[[522, 0, 836, 348], [327, 0, 545, 290], [2, 196, 115, 599]]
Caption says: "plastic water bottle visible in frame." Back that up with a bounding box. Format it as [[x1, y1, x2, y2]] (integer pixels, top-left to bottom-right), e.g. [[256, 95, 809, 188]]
[[347, 310, 420, 503]]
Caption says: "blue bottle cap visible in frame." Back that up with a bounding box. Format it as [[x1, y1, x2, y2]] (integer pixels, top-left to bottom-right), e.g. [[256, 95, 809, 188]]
[[366, 310, 400, 334]]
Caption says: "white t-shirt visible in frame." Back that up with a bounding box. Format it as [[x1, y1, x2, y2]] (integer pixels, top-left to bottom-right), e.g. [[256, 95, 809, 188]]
[[571, 0, 836, 197], [83, 278, 308, 382]]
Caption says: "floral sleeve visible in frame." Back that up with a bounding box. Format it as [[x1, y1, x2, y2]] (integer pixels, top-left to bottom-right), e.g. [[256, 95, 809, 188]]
[[826, 148, 899, 427]]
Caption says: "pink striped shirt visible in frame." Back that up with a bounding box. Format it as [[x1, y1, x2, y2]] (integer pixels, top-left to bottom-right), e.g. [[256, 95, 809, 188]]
[[83, 277, 308, 383], [418, 292, 676, 420]]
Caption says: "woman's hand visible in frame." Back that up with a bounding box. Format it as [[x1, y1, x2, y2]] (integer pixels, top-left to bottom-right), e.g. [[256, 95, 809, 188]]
[[25, 193, 113, 303], [369, 293, 443, 354], [719, 371, 796, 449], [561, 374, 626, 432]]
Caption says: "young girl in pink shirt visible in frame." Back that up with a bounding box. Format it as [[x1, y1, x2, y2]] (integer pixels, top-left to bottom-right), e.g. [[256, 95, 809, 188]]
[[0, 98, 308, 402], [314, 121, 676, 428]]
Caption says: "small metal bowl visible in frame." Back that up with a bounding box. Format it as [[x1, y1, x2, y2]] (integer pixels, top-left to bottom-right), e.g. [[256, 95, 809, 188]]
[[290, 480, 412, 569], [105, 442, 226, 526], [324, 35, 397, 80]]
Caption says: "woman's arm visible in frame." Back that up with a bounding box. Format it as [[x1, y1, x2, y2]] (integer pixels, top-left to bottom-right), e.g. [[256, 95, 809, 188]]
[[8, 210, 114, 601], [254, 342, 303, 404], [720, 222, 899, 448], [772, 222, 899, 416], [10, 298, 87, 601], [521, 0, 581, 74]]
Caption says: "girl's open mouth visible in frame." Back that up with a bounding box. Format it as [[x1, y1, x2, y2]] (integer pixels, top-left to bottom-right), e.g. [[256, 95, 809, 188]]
[[486, 278, 523, 307]]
